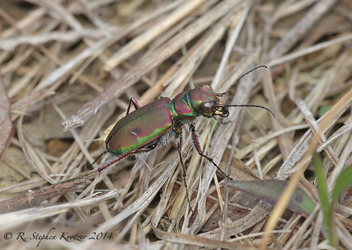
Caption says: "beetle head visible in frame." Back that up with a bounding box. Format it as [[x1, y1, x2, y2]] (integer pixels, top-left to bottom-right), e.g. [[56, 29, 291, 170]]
[[188, 85, 229, 118], [186, 65, 275, 119], [187, 85, 217, 118]]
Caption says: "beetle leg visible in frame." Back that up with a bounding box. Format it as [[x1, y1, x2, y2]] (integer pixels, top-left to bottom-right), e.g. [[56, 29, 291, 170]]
[[99, 141, 160, 172], [175, 122, 194, 213], [57, 151, 134, 184], [100, 138, 163, 174], [58, 140, 160, 184], [98, 151, 135, 171], [190, 124, 232, 180], [126, 97, 141, 115]]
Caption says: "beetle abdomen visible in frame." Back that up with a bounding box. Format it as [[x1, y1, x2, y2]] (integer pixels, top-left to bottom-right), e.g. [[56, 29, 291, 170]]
[[106, 97, 173, 155]]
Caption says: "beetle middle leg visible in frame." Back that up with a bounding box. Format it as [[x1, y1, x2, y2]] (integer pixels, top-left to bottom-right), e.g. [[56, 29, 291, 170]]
[[190, 124, 232, 180]]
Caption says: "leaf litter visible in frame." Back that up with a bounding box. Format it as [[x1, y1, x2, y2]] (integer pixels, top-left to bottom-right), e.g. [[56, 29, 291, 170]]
[[0, 0, 352, 249]]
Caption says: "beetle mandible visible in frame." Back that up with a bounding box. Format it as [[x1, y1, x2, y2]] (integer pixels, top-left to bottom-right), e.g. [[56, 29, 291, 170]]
[[60, 65, 274, 192]]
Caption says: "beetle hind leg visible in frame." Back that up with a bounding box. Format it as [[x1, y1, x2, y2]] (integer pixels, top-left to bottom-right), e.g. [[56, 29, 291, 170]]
[[98, 141, 159, 173], [98, 151, 135, 171]]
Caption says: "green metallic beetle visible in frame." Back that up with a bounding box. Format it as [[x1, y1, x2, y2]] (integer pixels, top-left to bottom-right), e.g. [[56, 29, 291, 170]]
[[101, 65, 274, 179], [59, 66, 274, 194]]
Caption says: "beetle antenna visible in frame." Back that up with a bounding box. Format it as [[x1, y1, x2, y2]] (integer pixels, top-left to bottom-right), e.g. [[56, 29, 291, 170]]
[[216, 65, 267, 97], [225, 104, 276, 118]]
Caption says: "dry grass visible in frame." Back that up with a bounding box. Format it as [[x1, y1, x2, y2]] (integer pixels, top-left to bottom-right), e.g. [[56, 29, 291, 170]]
[[0, 0, 352, 249]]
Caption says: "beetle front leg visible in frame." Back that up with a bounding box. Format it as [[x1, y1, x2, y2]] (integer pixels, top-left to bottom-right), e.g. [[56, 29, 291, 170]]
[[190, 124, 232, 180], [175, 122, 194, 213], [126, 97, 141, 115]]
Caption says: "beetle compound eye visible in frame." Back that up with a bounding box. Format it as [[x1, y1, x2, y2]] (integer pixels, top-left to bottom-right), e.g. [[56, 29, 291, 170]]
[[200, 102, 215, 114]]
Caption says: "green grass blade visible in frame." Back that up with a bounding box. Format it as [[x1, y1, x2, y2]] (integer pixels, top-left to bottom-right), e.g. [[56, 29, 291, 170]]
[[330, 164, 352, 247], [312, 153, 335, 247], [223, 179, 315, 215]]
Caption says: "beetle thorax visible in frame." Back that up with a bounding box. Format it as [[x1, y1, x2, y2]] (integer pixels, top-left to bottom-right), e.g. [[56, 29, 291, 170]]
[[167, 85, 220, 121]]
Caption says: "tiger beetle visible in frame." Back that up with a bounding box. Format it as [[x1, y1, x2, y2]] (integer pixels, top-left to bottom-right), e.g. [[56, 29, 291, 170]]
[[58, 65, 274, 210]]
